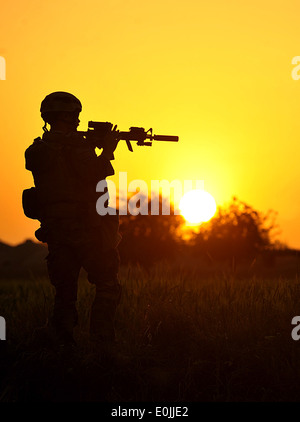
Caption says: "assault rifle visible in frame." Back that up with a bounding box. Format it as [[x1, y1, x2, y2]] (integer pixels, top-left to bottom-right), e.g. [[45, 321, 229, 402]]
[[78, 121, 179, 152]]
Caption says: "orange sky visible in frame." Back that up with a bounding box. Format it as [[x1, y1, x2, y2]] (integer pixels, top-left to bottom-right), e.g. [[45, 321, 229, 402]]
[[1, 0, 300, 248]]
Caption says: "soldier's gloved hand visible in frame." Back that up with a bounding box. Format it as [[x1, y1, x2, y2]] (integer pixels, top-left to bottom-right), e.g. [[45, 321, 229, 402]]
[[101, 125, 119, 160]]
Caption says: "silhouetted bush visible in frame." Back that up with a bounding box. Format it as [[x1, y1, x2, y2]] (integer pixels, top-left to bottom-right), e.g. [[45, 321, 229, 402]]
[[190, 197, 280, 262], [119, 195, 183, 267], [118, 196, 281, 266]]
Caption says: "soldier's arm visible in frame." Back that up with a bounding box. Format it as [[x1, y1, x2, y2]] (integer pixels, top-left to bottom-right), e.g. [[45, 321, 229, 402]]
[[72, 145, 115, 182], [96, 154, 115, 179], [73, 125, 118, 181]]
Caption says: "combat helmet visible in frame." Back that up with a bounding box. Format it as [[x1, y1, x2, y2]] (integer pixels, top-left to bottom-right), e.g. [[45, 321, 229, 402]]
[[40, 91, 82, 116]]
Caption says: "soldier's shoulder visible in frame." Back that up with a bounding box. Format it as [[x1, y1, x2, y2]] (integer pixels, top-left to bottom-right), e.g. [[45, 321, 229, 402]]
[[25, 136, 40, 152], [25, 136, 46, 153], [25, 135, 57, 170]]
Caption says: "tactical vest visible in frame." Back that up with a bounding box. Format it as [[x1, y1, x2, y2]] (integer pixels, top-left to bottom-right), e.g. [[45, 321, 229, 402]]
[[23, 133, 103, 221]]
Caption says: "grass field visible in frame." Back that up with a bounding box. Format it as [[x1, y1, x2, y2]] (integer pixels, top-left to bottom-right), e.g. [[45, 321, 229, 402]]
[[1, 262, 300, 402]]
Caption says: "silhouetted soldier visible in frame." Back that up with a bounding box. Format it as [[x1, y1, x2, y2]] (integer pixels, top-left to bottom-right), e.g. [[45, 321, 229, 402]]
[[25, 91, 121, 351]]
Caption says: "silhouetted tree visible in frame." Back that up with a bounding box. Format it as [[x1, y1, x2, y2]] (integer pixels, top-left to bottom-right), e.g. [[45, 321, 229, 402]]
[[117, 195, 280, 267], [118, 194, 184, 266], [190, 197, 279, 261]]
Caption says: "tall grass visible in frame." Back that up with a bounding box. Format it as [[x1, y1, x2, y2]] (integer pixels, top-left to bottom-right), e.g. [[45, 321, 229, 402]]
[[1, 263, 300, 402]]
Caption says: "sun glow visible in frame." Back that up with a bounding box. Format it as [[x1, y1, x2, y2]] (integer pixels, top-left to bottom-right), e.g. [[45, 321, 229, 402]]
[[179, 190, 217, 225]]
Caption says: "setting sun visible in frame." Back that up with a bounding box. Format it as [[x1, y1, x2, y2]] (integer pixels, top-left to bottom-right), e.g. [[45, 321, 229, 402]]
[[179, 190, 217, 225]]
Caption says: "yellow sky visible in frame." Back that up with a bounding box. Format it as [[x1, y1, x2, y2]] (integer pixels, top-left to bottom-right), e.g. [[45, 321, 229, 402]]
[[1, 0, 300, 248]]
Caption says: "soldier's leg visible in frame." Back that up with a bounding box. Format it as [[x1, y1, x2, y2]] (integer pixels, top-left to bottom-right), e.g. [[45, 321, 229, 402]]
[[81, 246, 121, 343], [46, 242, 81, 345]]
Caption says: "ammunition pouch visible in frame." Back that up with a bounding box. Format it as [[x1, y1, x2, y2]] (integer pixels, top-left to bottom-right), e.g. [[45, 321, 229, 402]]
[[22, 187, 41, 220]]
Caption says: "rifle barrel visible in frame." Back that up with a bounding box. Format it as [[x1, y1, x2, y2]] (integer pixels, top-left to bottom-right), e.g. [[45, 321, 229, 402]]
[[152, 135, 179, 142]]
